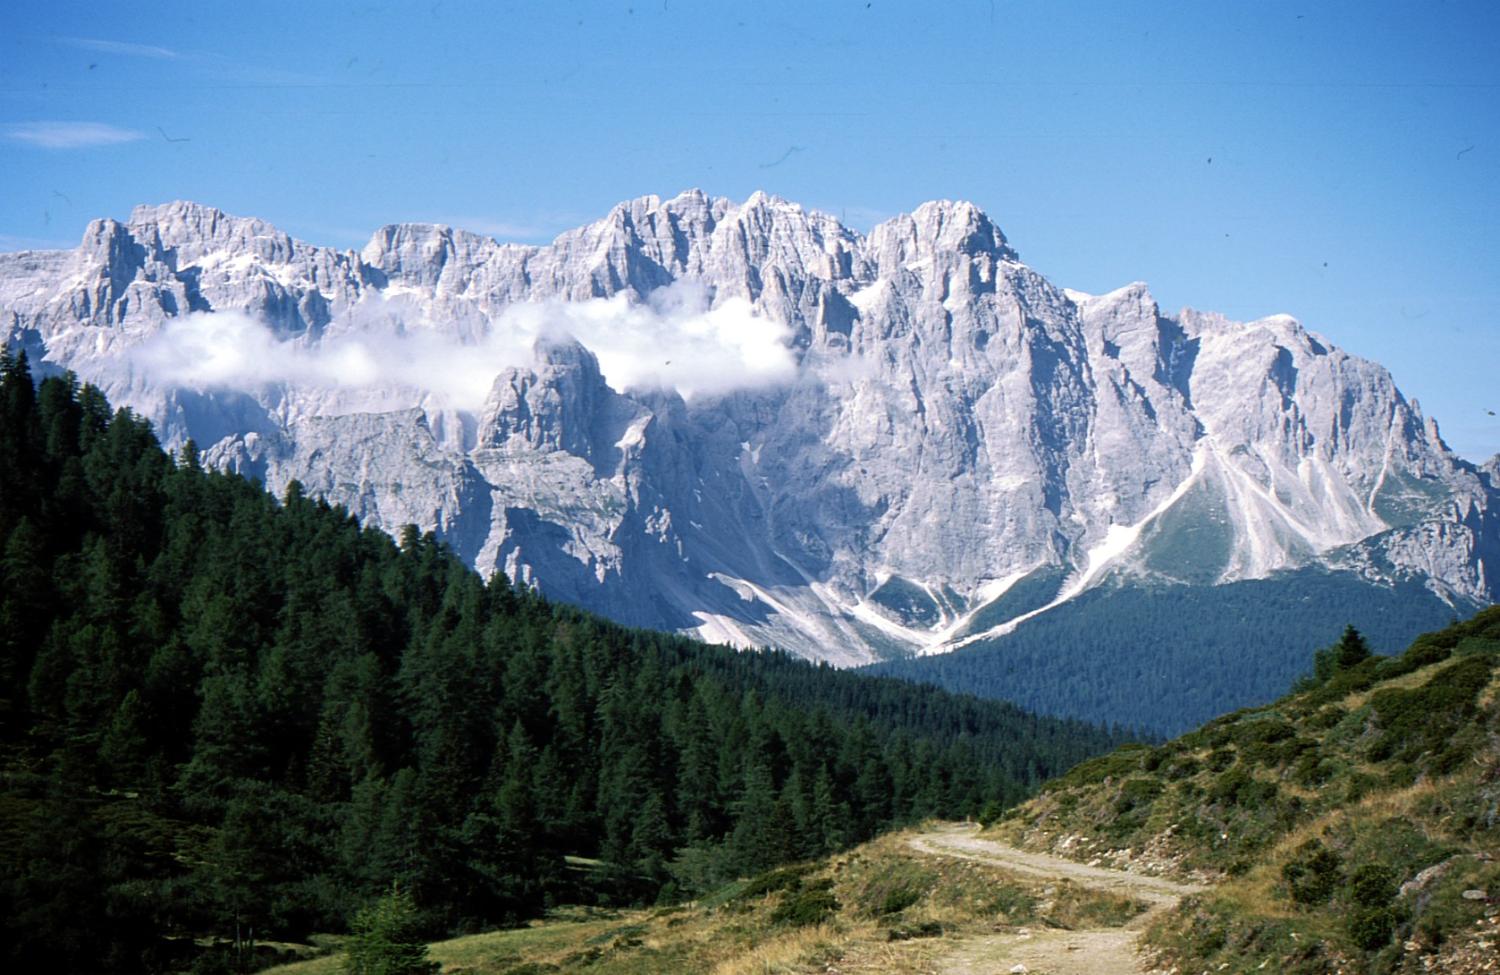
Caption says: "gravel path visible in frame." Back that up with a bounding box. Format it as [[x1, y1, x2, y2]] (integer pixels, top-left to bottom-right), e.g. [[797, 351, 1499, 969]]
[[906, 825, 1207, 975]]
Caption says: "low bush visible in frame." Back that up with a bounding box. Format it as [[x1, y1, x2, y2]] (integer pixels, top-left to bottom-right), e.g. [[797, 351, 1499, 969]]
[[1347, 863, 1396, 909], [1282, 841, 1342, 906], [1210, 768, 1277, 808], [770, 879, 838, 927], [1345, 906, 1395, 951], [736, 863, 814, 901], [877, 885, 922, 916]]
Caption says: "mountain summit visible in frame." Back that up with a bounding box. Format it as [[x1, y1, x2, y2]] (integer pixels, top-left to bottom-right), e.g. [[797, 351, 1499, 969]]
[[2, 191, 1495, 667]]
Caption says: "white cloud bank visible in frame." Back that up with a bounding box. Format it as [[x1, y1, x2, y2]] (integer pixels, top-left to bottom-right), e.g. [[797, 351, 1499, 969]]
[[6, 121, 146, 149], [128, 283, 798, 412]]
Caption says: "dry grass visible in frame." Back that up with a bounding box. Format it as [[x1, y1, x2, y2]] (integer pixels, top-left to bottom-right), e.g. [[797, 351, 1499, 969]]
[[265, 825, 1158, 975], [709, 922, 852, 975], [1338, 660, 1445, 710]]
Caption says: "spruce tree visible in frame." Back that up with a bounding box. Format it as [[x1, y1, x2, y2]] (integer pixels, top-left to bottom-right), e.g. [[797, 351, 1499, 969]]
[[343, 886, 438, 975], [1335, 624, 1372, 670]]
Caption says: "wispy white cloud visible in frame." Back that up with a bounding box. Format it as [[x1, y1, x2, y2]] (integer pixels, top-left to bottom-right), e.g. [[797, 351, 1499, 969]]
[[514, 283, 799, 400], [126, 282, 798, 410], [61, 36, 181, 60], [5, 121, 147, 149]]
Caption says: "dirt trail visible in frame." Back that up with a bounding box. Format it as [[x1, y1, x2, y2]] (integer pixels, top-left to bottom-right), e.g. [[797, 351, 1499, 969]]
[[906, 824, 1207, 975]]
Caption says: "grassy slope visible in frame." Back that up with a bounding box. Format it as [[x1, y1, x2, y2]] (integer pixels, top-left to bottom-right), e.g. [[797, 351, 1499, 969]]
[[990, 605, 1500, 975], [262, 829, 1144, 975]]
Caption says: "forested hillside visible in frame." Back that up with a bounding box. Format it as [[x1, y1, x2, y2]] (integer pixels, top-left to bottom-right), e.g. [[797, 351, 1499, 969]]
[[871, 573, 1462, 734], [0, 351, 1126, 973]]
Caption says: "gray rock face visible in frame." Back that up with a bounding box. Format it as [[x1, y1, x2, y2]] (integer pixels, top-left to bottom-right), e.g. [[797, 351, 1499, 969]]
[[3, 192, 1495, 664]]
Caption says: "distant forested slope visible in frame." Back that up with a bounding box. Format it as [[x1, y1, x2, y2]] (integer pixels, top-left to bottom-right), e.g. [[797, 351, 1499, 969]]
[[869, 573, 1464, 735], [0, 351, 1126, 973]]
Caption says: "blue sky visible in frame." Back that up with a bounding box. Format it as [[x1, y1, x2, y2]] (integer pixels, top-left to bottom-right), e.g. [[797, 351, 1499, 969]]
[[3, 0, 1497, 459]]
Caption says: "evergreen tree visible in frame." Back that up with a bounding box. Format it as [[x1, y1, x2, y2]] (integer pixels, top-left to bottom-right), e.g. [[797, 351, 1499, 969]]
[[343, 886, 438, 975], [1334, 624, 1372, 670]]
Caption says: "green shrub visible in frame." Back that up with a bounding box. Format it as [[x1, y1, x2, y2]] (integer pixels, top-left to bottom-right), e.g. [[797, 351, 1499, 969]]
[[771, 879, 838, 927], [1109, 776, 1164, 834], [1432, 740, 1476, 775], [1347, 864, 1396, 909], [1233, 718, 1294, 747], [1385, 763, 1418, 788], [1291, 752, 1339, 787], [737, 863, 814, 901], [1345, 907, 1394, 951], [1210, 768, 1277, 808], [1174, 779, 1203, 802], [1114, 778, 1164, 814], [1344, 773, 1378, 804], [1165, 755, 1201, 780], [1309, 706, 1346, 730], [877, 885, 922, 916], [1282, 841, 1342, 906]]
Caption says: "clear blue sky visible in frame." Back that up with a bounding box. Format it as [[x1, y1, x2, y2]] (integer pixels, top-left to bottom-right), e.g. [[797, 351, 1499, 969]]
[[3, 0, 1497, 459]]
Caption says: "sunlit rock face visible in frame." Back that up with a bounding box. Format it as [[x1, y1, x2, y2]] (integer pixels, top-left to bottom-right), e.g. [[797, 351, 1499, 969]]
[[3, 192, 1495, 664]]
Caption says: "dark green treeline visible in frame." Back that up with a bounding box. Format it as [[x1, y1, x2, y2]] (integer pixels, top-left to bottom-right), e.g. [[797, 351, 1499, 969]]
[[0, 351, 1127, 972]]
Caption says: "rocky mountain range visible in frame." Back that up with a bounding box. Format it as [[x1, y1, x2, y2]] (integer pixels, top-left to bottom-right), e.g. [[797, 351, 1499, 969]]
[[3, 190, 1495, 666]]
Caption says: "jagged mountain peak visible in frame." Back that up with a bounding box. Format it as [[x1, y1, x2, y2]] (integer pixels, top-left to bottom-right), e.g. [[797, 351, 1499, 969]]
[[360, 221, 511, 292], [114, 200, 319, 275], [126, 200, 291, 248], [910, 198, 1013, 252], [2, 191, 1494, 666], [865, 200, 1019, 283], [128, 199, 234, 227], [96, 192, 1032, 296]]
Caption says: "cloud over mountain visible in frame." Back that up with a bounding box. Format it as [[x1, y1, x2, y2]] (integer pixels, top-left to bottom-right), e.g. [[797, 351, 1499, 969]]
[[128, 280, 795, 410]]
